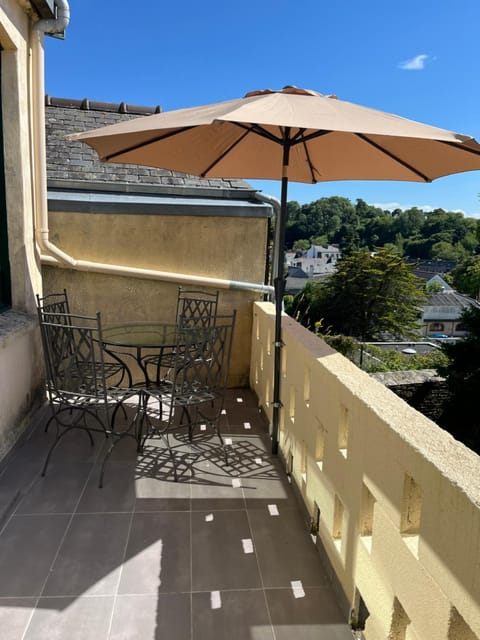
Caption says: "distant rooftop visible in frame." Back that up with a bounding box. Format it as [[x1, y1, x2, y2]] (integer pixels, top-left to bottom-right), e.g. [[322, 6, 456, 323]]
[[45, 96, 253, 194]]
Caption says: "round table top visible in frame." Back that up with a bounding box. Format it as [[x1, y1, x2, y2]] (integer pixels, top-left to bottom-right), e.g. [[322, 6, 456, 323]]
[[101, 322, 179, 348]]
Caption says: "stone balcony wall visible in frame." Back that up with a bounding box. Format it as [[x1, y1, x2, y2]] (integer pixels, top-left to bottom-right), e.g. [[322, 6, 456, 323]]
[[250, 302, 480, 640]]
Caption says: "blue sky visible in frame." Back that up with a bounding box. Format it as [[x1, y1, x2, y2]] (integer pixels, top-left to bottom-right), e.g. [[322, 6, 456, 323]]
[[45, 0, 480, 216]]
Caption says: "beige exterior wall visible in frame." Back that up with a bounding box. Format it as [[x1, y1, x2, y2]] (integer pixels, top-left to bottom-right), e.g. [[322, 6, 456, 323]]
[[42, 209, 269, 386], [251, 302, 480, 640], [0, 1, 46, 459]]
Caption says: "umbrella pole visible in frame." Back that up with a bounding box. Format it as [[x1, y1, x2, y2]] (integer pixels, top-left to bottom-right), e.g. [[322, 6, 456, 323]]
[[271, 138, 290, 455]]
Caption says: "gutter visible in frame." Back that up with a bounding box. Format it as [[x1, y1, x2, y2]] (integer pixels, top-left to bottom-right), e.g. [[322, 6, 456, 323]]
[[31, 1, 274, 296], [254, 191, 281, 291]]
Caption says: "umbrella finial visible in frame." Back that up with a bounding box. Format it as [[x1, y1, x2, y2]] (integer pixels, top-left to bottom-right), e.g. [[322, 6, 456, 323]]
[[244, 86, 325, 98]]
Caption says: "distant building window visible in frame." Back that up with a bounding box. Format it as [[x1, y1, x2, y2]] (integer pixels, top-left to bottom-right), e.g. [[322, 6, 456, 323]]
[[455, 323, 466, 332], [0, 47, 12, 311], [430, 323, 444, 332]]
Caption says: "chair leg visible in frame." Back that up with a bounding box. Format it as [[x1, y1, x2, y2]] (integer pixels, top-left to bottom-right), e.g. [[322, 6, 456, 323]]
[[41, 424, 75, 477], [164, 431, 178, 482], [99, 436, 119, 488]]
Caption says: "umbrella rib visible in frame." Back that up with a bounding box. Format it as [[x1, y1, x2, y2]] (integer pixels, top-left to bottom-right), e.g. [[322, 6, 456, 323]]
[[291, 129, 331, 145], [232, 122, 284, 145], [300, 141, 318, 183], [440, 139, 480, 157], [199, 128, 251, 176], [103, 126, 197, 161], [356, 133, 431, 181]]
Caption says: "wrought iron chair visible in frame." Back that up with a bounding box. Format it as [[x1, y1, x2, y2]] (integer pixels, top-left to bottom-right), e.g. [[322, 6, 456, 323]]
[[36, 289, 71, 318], [36, 291, 130, 398], [176, 287, 219, 325], [141, 311, 236, 480], [38, 311, 141, 487], [143, 287, 220, 383]]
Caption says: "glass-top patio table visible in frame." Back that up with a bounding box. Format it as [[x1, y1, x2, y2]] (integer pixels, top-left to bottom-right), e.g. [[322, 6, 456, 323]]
[[101, 321, 180, 387]]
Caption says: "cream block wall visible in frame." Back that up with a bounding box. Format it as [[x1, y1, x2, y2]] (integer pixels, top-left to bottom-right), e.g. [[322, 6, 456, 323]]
[[251, 302, 480, 640]]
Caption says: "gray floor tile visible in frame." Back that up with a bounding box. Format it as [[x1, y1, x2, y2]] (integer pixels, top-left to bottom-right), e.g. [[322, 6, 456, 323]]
[[134, 476, 191, 512], [118, 511, 190, 595], [242, 460, 298, 510], [223, 389, 259, 409], [76, 462, 137, 513], [24, 596, 114, 640], [15, 462, 92, 515], [43, 513, 131, 597], [248, 508, 329, 588], [109, 593, 190, 640], [0, 598, 36, 640], [223, 435, 272, 469], [0, 458, 44, 523], [192, 510, 261, 591], [14, 423, 105, 463], [190, 458, 246, 511], [265, 587, 353, 639], [225, 406, 269, 435], [134, 442, 193, 510], [0, 514, 70, 597], [192, 589, 274, 640]]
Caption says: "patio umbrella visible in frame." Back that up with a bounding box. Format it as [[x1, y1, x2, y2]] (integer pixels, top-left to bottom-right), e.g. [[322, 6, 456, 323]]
[[69, 85, 480, 454]]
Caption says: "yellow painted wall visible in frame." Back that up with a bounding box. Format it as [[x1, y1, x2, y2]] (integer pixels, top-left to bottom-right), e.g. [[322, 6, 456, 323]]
[[251, 302, 480, 640], [42, 210, 270, 386]]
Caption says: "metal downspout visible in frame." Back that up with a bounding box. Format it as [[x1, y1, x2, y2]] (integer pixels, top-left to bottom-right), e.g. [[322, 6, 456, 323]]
[[33, 0, 75, 266], [253, 191, 281, 293]]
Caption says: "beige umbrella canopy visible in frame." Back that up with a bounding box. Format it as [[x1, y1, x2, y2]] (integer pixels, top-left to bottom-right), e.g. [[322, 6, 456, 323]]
[[70, 85, 480, 452]]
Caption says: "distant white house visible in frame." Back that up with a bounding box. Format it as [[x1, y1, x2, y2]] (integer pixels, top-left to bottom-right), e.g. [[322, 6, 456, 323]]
[[286, 244, 340, 277], [284, 244, 340, 295]]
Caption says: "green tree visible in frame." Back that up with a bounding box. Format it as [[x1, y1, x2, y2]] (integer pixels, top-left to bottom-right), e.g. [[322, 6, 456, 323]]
[[292, 239, 310, 253], [288, 248, 426, 340], [437, 306, 480, 453], [451, 256, 480, 299], [430, 241, 468, 261]]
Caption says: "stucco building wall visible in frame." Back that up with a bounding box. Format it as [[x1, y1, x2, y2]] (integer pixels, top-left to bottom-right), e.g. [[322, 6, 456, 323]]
[[0, 1, 47, 459], [43, 208, 269, 386]]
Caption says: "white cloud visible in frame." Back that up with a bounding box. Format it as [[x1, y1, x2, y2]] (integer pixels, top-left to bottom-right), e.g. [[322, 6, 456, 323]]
[[398, 54, 429, 70], [371, 202, 429, 211], [370, 202, 480, 217]]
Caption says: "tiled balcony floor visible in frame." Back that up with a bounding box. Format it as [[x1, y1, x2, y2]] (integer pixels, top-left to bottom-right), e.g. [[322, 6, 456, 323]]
[[0, 389, 353, 640]]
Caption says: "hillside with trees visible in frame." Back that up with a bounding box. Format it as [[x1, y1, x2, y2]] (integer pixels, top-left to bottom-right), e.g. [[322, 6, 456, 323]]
[[286, 197, 480, 261]]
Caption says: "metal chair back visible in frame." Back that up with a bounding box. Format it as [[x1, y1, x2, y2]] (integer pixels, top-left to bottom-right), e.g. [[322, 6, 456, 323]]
[[173, 311, 236, 403], [175, 287, 219, 328], [36, 289, 71, 320], [39, 311, 110, 407], [36, 290, 74, 370]]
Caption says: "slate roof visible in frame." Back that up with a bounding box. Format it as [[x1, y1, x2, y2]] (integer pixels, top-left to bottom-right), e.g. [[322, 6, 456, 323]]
[[423, 289, 480, 321], [45, 96, 252, 193], [426, 290, 479, 309], [287, 266, 309, 279]]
